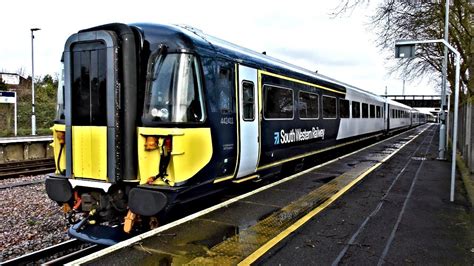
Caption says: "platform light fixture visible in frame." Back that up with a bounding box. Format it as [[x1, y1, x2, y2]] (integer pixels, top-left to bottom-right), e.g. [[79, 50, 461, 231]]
[[394, 43, 416, 58]]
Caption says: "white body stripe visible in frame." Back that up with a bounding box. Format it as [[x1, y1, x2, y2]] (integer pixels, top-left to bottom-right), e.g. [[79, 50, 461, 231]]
[[68, 179, 112, 192]]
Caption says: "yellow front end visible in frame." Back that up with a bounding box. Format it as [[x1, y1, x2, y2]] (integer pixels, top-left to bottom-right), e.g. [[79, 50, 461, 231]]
[[71, 126, 108, 181], [52, 124, 66, 174], [138, 127, 213, 186]]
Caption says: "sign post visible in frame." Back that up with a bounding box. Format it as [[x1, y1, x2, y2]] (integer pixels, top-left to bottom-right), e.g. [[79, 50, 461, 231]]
[[0, 91, 17, 136]]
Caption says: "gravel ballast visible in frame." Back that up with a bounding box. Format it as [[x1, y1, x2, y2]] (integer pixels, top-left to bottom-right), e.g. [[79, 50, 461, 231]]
[[0, 175, 70, 262]]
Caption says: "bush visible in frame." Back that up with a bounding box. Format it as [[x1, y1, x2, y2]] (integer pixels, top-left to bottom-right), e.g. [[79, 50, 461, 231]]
[[0, 76, 57, 137]]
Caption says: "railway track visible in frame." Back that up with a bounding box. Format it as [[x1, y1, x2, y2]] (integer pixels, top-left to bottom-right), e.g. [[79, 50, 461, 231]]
[[0, 158, 55, 180], [0, 239, 103, 265]]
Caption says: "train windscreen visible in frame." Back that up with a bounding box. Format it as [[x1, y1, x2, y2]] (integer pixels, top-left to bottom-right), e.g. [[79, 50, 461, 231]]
[[143, 53, 205, 123]]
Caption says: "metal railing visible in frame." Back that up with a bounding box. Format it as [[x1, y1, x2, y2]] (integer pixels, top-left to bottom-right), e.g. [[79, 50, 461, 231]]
[[452, 98, 474, 173]]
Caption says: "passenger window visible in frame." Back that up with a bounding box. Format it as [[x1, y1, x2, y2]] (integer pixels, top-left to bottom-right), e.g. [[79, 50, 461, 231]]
[[217, 65, 233, 114], [362, 103, 369, 118], [264, 85, 293, 119], [323, 95, 337, 119], [369, 105, 375, 118], [298, 91, 319, 119], [242, 81, 254, 121], [339, 99, 350, 118], [352, 101, 360, 118], [376, 106, 381, 118]]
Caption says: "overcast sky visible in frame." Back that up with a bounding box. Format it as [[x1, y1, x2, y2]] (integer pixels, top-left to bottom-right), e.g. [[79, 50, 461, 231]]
[[0, 0, 437, 95]]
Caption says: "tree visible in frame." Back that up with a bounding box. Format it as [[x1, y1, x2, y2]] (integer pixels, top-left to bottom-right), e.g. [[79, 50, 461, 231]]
[[42, 74, 54, 85], [0, 77, 7, 90], [335, 0, 473, 98]]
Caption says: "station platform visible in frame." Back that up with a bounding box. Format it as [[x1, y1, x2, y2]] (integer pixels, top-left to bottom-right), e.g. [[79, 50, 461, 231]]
[[0, 135, 53, 162], [0, 135, 52, 144], [69, 124, 473, 265]]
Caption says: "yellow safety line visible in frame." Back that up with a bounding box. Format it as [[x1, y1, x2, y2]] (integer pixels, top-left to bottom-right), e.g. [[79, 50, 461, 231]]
[[259, 70, 345, 95], [239, 124, 430, 265]]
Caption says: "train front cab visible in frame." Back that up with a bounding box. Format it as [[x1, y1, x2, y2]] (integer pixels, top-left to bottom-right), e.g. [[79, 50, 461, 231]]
[[132, 50, 214, 220], [45, 24, 143, 244]]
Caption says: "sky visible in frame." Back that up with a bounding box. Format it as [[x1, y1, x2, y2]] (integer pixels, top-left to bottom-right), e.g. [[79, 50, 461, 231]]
[[0, 0, 438, 96]]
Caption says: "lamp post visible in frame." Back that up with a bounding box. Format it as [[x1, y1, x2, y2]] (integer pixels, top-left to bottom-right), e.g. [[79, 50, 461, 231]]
[[439, 0, 450, 160], [395, 39, 460, 202], [31, 28, 40, 136]]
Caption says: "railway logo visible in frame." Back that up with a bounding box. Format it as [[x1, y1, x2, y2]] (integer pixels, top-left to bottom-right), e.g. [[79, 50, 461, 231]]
[[274, 127, 325, 145]]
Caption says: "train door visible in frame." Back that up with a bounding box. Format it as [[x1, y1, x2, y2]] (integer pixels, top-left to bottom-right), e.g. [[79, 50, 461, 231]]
[[236, 65, 259, 178], [384, 102, 390, 132], [64, 31, 119, 182]]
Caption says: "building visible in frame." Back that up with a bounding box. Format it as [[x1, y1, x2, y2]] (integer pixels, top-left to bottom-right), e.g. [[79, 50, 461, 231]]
[[0, 72, 29, 91]]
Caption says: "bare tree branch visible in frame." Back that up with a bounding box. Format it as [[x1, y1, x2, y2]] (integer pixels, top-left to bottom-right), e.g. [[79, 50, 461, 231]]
[[368, 0, 472, 97], [335, 0, 472, 97], [331, 0, 370, 17]]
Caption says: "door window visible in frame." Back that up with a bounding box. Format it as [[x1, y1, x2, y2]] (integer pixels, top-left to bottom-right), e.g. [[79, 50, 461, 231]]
[[242, 81, 255, 121]]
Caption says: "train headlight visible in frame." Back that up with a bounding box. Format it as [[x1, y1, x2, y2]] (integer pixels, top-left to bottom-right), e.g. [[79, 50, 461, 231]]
[[145, 136, 159, 151], [56, 131, 65, 144]]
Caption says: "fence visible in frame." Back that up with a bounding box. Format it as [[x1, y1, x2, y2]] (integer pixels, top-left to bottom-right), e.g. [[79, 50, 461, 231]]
[[452, 98, 474, 173]]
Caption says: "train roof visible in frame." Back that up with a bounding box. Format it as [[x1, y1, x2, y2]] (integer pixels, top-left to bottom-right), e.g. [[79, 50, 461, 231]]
[[387, 98, 414, 109], [133, 23, 414, 110]]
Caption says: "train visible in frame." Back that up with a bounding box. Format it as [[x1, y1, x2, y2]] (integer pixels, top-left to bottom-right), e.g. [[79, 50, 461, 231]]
[[45, 23, 429, 245]]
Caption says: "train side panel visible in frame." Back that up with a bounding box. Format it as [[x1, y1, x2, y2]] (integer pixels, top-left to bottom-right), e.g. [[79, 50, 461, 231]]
[[336, 89, 385, 140], [257, 71, 344, 171]]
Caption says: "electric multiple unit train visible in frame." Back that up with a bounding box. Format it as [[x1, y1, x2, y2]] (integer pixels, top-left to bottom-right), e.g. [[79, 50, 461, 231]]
[[45, 23, 428, 245]]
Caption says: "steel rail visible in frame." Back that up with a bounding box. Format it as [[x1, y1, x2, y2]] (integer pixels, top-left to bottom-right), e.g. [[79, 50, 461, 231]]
[[0, 158, 55, 179], [1, 239, 80, 265]]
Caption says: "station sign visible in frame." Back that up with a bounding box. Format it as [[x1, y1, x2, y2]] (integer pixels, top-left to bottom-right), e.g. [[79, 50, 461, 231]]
[[0, 91, 16, 104], [0, 90, 17, 136]]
